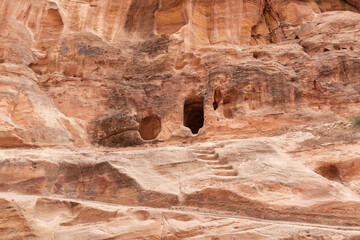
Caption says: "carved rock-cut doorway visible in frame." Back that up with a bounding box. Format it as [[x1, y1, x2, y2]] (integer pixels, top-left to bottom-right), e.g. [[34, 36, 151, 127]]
[[184, 97, 204, 134]]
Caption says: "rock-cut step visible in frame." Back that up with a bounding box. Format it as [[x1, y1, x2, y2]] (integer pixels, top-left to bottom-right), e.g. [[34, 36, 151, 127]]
[[206, 160, 228, 166], [194, 153, 219, 161], [191, 149, 216, 155], [197, 159, 220, 164], [210, 165, 233, 170], [213, 170, 238, 177]]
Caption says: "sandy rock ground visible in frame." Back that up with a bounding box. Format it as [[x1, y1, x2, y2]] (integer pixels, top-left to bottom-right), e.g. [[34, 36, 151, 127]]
[[1, 126, 360, 239]]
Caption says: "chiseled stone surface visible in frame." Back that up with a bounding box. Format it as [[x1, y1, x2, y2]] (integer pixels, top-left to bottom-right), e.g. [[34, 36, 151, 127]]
[[1, 0, 360, 239]]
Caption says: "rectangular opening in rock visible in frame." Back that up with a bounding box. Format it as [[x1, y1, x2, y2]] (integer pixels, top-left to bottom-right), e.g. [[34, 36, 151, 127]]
[[183, 96, 204, 134]]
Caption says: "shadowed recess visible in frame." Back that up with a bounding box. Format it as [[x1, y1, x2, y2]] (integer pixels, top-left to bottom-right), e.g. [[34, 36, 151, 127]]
[[124, 0, 160, 37], [316, 163, 341, 181], [139, 115, 161, 140], [184, 96, 204, 134]]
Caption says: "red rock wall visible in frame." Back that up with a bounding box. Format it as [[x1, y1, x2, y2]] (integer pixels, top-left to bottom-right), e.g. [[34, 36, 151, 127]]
[[0, 0, 360, 147]]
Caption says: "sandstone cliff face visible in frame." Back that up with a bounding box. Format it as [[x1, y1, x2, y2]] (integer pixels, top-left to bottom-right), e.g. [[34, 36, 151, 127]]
[[1, 0, 360, 147], [1, 0, 360, 239]]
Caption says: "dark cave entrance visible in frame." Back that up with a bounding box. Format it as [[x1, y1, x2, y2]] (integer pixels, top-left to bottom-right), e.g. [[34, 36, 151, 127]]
[[183, 97, 204, 134], [139, 115, 161, 140]]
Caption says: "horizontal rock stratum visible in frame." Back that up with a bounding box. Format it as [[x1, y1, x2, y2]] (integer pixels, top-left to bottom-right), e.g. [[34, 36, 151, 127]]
[[1, 0, 360, 239]]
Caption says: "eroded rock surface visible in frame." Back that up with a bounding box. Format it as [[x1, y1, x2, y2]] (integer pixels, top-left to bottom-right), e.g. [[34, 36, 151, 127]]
[[1, 135, 360, 239], [1, 1, 360, 146], [1, 0, 360, 239]]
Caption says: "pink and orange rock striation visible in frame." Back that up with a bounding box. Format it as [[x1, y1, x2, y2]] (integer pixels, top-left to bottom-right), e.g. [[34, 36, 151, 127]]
[[1, 0, 360, 239]]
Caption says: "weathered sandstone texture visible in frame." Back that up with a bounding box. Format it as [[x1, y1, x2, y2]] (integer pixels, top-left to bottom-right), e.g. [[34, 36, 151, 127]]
[[1, 0, 360, 239]]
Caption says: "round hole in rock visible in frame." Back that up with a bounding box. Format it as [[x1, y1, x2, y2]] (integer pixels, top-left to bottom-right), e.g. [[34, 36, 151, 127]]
[[139, 115, 161, 140], [184, 97, 204, 134]]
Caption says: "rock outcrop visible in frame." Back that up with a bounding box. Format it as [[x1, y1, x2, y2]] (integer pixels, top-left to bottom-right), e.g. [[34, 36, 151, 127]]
[[0, 64, 85, 147], [1, 0, 360, 239], [1, 135, 360, 239], [1, 0, 360, 147]]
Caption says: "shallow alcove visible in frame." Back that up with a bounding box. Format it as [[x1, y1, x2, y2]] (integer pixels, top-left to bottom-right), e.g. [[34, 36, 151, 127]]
[[222, 95, 235, 119], [38, 8, 64, 49], [316, 163, 341, 181], [183, 97, 204, 134], [333, 44, 341, 50], [139, 115, 161, 140], [253, 52, 260, 59]]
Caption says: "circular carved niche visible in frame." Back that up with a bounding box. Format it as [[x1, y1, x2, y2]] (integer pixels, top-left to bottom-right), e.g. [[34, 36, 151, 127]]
[[139, 115, 161, 140]]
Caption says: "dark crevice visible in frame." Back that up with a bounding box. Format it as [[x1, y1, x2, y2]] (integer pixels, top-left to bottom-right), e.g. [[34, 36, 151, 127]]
[[344, 0, 360, 12], [213, 101, 218, 110], [302, 45, 309, 53], [253, 52, 260, 59], [263, 0, 283, 43], [213, 89, 222, 111], [313, 80, 317, 91], [251, 0, 282, 44], [99, 129, 135, 142]]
